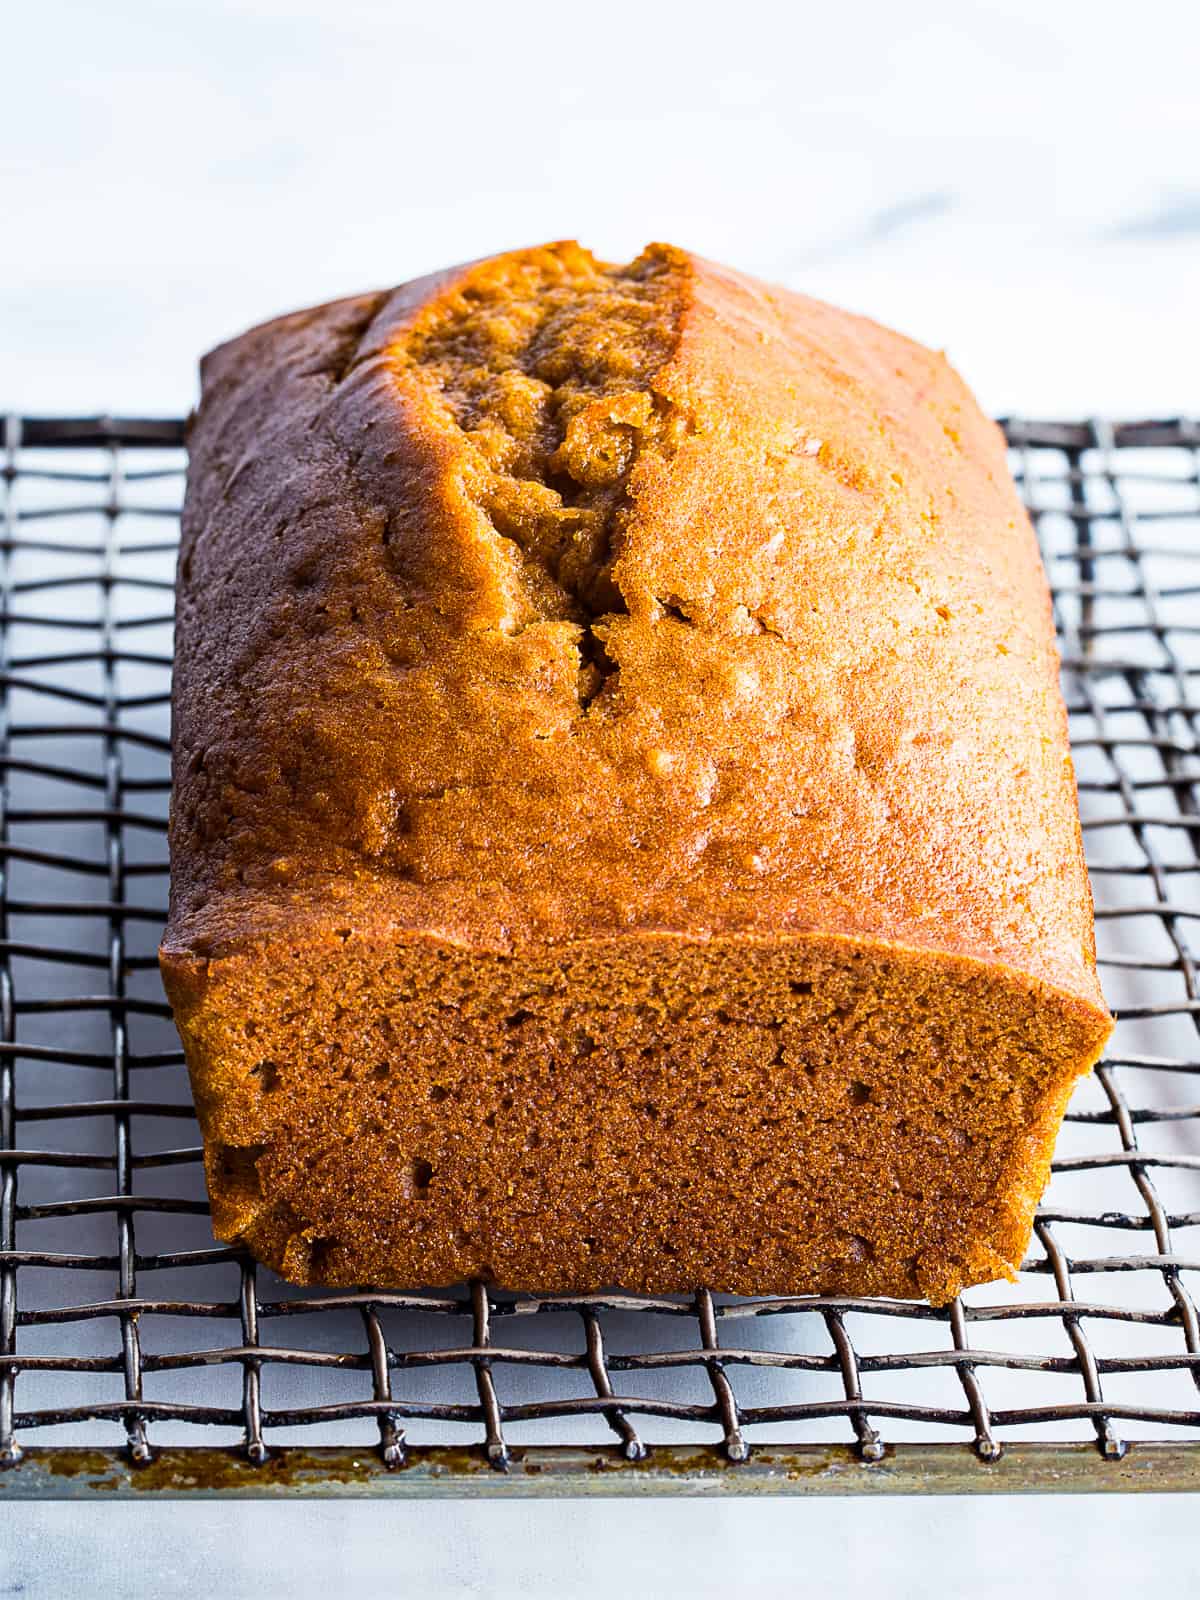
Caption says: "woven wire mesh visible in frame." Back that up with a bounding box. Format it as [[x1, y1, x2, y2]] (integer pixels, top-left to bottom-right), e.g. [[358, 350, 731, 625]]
[[0, 413, 1198, 1483]]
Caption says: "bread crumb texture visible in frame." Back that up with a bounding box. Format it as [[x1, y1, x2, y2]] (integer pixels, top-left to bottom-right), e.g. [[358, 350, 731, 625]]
[[163, 241, 1112, 1302]]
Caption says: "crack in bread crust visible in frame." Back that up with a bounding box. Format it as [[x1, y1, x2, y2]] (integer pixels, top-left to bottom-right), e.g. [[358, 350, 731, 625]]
[[395, 243, 691, 704], [403, 244, 688, 619]]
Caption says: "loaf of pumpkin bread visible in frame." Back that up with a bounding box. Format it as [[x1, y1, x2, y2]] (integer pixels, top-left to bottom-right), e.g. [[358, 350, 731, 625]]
[[161, 241, 1112, 1303]]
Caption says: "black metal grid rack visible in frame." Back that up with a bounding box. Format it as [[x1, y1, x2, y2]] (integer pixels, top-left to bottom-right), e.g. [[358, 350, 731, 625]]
[[0, 414, 1198, 1498]]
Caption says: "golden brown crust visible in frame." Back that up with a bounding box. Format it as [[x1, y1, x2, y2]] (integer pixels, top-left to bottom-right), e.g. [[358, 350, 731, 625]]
[[163, 241, 1112, 1302]]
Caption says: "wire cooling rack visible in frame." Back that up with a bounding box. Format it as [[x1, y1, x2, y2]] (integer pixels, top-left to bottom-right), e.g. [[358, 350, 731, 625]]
[[0, 414, 1197, 1499]]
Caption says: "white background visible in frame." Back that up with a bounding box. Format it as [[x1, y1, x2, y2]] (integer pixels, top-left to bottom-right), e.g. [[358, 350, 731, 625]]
[[3, 0, 1200, 1593], [6, 0, 1200, 421]]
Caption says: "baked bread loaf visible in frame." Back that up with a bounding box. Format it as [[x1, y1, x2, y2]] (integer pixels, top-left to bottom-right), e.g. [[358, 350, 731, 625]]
[[161, 241, 1112, 1304]]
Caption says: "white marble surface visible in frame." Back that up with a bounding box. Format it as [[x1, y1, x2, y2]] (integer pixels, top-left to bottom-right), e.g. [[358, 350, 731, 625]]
[[5, 0, 1200, 420], [3, 0, 1200, 1593], [3, 1491, 1199, 1598]]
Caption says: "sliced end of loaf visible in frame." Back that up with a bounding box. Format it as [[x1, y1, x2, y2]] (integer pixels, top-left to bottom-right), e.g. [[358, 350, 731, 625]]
[[161, 929, 1111, 1304]]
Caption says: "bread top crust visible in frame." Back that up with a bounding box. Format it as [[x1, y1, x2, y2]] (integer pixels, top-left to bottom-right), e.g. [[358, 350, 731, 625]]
[[167, 241, 1105, 1017]]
